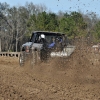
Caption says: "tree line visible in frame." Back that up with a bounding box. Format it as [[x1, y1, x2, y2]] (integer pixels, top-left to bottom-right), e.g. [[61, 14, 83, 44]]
[[0, 2, 100, 52]]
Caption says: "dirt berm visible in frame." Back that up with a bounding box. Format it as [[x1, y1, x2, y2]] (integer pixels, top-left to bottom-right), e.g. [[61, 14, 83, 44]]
[[0, 43, 100, 100]]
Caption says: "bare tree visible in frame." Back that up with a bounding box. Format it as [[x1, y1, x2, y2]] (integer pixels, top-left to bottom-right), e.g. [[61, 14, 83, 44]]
[[0, 3, 29, 52], [7, 6, 29, 51]]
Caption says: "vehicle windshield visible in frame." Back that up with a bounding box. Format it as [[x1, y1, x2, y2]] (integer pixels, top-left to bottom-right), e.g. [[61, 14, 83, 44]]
[[35, 32, 63, 44]]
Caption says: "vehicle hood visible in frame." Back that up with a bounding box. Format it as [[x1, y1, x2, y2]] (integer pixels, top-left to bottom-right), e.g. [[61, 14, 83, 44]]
[[22, 42, 55, 49], [22, 42, 32, 47], [22, 42, 43, 49]]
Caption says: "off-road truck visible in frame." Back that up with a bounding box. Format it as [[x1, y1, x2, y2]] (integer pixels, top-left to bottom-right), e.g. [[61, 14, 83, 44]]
[[19, 31, 75, 67]]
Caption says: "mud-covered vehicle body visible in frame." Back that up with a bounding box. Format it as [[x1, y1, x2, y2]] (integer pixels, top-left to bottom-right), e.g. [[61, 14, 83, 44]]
[[19, 31, 75, 67]]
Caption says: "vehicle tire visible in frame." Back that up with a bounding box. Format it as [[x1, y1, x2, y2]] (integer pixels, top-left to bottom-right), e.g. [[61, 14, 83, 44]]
[[40, 49, 48, 62], [30, 50, 39, 68], [19, 53, 25, 66]]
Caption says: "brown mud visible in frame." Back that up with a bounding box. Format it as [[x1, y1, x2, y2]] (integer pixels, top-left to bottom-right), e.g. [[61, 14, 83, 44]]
[[0, 44, 100, 100]]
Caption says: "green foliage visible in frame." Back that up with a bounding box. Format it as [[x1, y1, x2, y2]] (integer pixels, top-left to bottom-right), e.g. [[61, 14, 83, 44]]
[[58, 12, 87, 39], [27, 11, 87, 39], [27, 12, 59, 32], [93, 21, 100, 42]]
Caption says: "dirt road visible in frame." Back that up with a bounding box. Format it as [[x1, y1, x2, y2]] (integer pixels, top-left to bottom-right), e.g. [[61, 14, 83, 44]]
[[0, 47, 100, 100]]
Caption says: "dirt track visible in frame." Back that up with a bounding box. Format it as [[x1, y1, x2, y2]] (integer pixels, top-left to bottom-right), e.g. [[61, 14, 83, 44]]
[[0, 46, 100, 100]]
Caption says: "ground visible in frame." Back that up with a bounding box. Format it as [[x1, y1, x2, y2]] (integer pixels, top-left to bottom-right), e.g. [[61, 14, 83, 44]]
[[0, 45, 100, 100]]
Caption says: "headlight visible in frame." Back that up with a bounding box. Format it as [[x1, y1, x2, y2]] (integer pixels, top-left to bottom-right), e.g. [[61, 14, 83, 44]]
[[25, 46, 29, 52]]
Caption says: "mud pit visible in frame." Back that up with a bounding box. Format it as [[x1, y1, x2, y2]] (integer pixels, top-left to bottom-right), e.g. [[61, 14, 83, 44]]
[[0, 46, 100, 100]]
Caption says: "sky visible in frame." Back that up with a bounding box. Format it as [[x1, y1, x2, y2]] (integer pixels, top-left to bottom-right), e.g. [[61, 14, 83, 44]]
[[0, 0, 100, 16]]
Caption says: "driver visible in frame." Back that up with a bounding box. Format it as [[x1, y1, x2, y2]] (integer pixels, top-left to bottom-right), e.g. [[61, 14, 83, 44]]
[[39, 34, 46, 43]]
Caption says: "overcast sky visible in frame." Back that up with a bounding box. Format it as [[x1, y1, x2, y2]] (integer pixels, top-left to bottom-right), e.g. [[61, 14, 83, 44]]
[[0, 0, 100, 15]]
